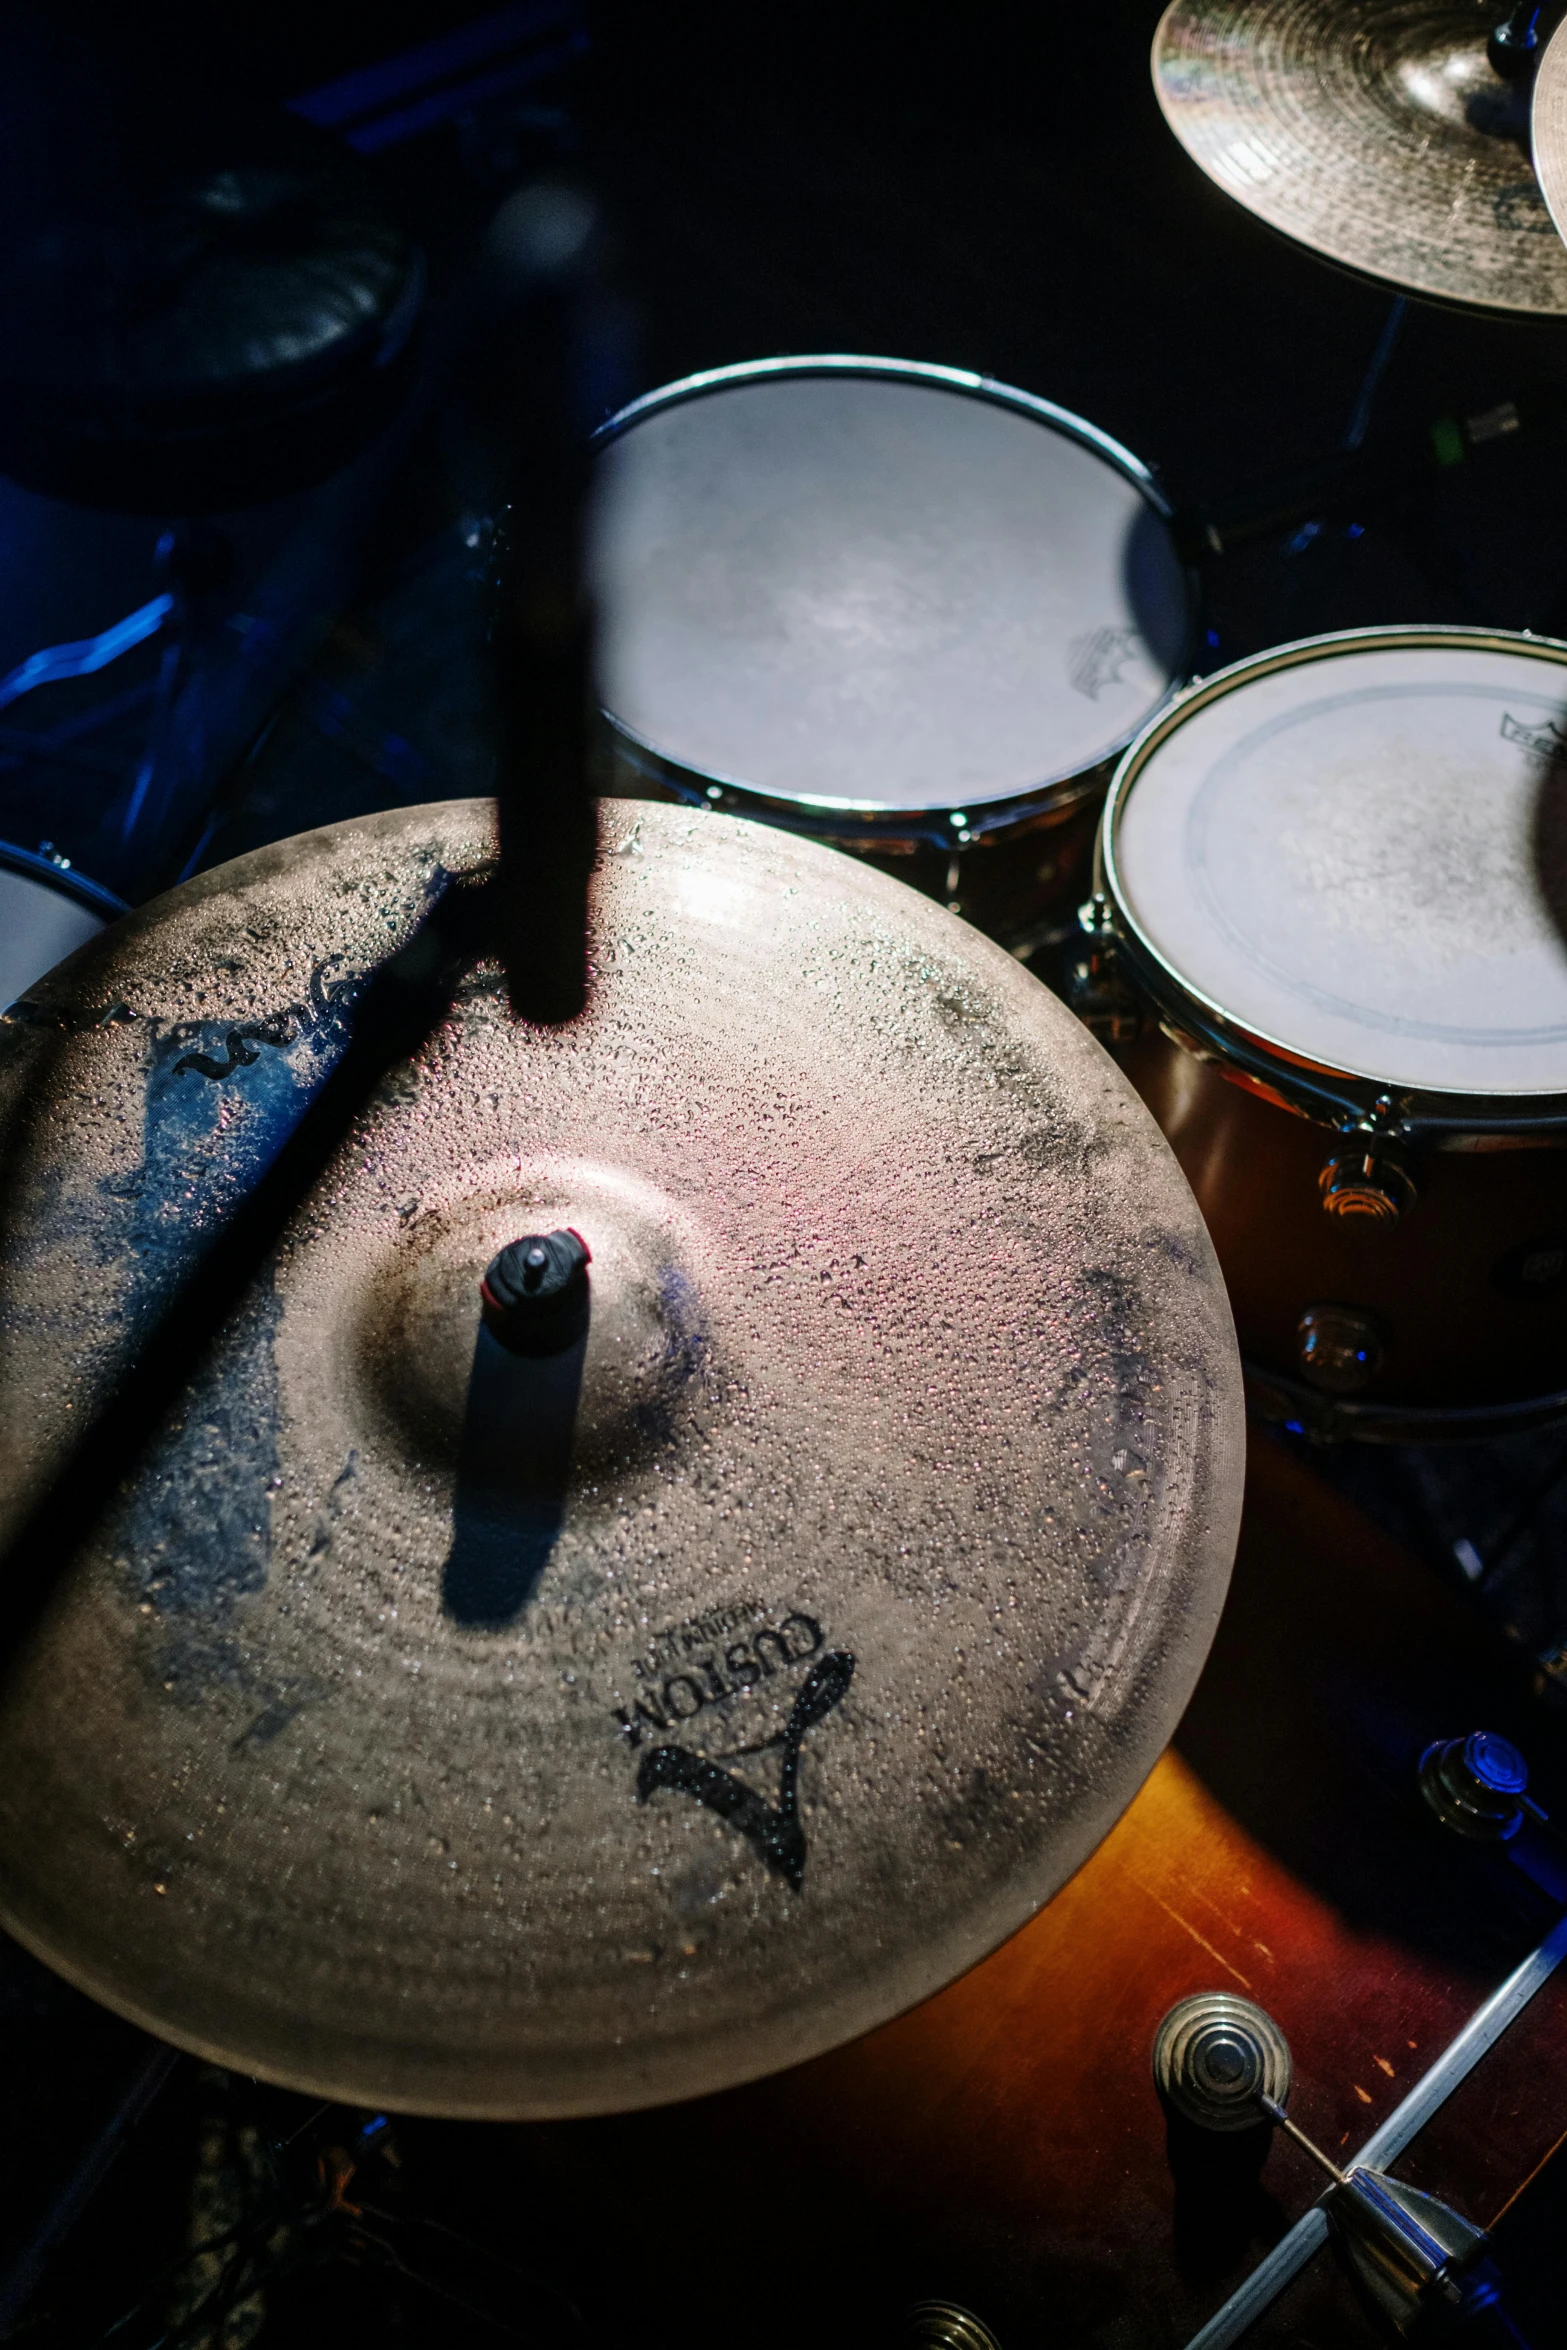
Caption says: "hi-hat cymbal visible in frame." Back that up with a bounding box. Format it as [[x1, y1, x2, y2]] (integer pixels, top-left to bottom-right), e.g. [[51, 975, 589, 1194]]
[[0, 802, 1241, 2117], [1154, 2, 1567, 315], [1532, 12, 1567, 247]]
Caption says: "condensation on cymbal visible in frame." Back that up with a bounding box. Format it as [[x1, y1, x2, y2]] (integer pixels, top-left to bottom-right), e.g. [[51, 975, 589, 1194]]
[[0, 802, 1242, 2118], [1532, 12, 1567, 252], [1155, 0, 1567, 316]]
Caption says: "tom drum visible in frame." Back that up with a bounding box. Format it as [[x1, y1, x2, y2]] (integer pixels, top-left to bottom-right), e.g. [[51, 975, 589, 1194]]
[[0, 841, 124, 1013], [591, 356, 1194, 954], [1083, 625, 1567, 1438]]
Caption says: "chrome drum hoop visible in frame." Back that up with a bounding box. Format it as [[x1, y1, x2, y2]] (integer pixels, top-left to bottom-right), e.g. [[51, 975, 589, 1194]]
[[0, 840, 126, 924], [1095, 624, 1567, 1146]]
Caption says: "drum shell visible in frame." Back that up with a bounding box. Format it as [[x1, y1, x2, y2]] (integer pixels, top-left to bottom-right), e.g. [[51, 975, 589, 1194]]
[[1120, 1025, 1567, 1422]]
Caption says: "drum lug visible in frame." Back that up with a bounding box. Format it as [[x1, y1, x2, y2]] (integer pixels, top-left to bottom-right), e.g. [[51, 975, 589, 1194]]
[[1318, 1143, 1419, 1224], [1297, 1303, 1386, 1394], [1067, 899, 1140, 1044], [1154, 1991, 1293, 2130], [1419, 1731, 1541, 1842], [905, 2302, 1004, 2350]]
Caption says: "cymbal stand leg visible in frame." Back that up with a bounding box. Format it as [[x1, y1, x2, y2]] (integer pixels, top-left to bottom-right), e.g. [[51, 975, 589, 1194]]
[[1342, 299, 1407, 455]]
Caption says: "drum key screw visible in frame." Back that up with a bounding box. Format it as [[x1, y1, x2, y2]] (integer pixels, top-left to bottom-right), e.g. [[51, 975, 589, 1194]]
[[1317, 1146, 1418, 1224], [1489, 2, 1543, 79], [480, 1228, 591, 1354]]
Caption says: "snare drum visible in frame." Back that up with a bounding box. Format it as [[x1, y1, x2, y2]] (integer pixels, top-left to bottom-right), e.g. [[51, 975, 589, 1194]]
[[591, 357, 1194, 950], [0, 842, 124, 1012], [1088, 626, 1567, 1438]]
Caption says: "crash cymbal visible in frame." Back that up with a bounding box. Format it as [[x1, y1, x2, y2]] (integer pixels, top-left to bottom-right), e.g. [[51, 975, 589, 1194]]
[[0, 801, 1242, 2118], [1153, 2, 1567, 315], [1532, 11, 1567, 248]]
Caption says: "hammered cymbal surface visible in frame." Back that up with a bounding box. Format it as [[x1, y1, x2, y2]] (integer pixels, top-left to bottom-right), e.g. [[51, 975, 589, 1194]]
[[1533, 12, 1567, 250], [0, 801, 1242, 2117], [1154, 1, 1567, 315]]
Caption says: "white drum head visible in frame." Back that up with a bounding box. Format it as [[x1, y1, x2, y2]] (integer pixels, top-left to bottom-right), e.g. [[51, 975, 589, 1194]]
[[592, 365, 1190, 817], [0, 863, 109, 1012], [1110, 638, 1567, 1099]]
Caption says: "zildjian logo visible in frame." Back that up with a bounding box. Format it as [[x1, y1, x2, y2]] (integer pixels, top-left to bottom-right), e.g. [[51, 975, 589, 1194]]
[[637, 1651, 855, 1892], [1501, 712, 1567, 766]]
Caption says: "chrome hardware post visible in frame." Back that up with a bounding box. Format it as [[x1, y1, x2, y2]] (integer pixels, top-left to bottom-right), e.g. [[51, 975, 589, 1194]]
[[1154, 1994, 1502, 2338], [1067, 898, 1141, 1044], [1153, 1993, 1292, 2130]]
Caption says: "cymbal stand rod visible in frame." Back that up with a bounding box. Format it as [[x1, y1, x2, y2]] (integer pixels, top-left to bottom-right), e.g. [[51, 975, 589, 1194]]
[[1342, 298, 1406, 455], [0, 2043, 181, 2331], [1489, 5, 1543, 78]]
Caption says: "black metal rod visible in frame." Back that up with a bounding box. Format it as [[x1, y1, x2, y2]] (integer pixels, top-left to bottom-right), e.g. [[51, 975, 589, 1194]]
[[0, 2043, 181, 2331], [480, 184, 605, 1025]]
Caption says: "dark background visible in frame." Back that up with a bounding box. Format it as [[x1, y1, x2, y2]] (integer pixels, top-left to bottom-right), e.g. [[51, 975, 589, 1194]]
[[37, 0, 1567, 621]]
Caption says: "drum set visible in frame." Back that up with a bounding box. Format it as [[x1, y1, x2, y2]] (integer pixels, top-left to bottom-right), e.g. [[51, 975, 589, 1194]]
[[5, 5, 1567, 2346]]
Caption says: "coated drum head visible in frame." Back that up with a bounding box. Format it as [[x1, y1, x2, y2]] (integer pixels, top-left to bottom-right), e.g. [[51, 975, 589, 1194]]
[[0, 801, 1241, 2118], [0, 850, 120, 1012], [1107, 632, 1567, 1099], [591, 362, 1191, 820]]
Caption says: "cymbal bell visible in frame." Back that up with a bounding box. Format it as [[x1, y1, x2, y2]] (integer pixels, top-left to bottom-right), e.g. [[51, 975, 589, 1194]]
[[1154, 1, 1567, 316], [0, 802, 1241, 2116]]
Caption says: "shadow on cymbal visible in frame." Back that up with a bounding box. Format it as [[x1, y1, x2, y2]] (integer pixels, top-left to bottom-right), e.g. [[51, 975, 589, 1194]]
[[441, 1317, 587, 1627]]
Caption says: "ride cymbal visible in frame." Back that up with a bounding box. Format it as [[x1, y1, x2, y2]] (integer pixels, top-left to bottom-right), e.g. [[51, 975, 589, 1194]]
[[0, 802, 1242, 2117], [1153, 1, 1567, 315]]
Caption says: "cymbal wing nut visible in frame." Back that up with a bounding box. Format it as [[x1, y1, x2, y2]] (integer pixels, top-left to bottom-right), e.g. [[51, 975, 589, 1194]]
[[480, 1228, 592, 1355]]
